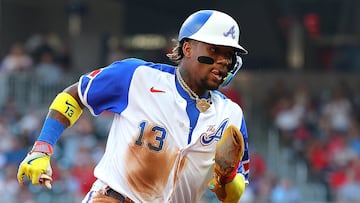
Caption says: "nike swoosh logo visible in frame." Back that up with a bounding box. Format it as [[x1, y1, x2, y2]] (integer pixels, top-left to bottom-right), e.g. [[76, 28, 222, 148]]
[[150, 87, 165, 93], [27, 157, 41, 165], [65, 100, 76, 108]]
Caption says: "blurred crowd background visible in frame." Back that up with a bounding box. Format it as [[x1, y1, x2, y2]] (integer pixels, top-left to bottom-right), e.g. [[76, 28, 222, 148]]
[[0, 0, 360, 203]]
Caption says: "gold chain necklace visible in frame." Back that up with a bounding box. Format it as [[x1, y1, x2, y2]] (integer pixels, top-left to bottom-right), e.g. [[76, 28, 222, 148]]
[[176, 68, 211, 112]]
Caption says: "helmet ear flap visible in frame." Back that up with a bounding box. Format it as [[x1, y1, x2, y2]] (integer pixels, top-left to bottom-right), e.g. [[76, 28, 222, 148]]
[[222, 55, 243, 87]]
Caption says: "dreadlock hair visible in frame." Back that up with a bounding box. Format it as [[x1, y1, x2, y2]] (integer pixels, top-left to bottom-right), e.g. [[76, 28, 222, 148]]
[[166, 39, 186, 64]]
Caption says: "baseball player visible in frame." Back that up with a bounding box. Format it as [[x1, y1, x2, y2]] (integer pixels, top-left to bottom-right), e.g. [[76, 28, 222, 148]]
[[17, 10, 250, 203]]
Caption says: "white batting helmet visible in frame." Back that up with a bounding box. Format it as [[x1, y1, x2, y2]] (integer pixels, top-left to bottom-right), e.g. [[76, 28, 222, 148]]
[[178, 10, 248, 54]]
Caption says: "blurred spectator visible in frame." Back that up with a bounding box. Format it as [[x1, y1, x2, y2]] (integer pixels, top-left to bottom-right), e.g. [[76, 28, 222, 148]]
[[26, 33, 60, 63], [0, 114, 24, 172], [18, 109, 41, 136], [44, 32, 72, 72], [198, 189, 219, 203], [247, 150, 268, 203], [25, 34, 45, 58], [0, 43, 33, 73], [328, 135, 357, 170], [249, 149, 267, 187], [254, 173, 275, 203], [273, 94, 304, 146], [25, 33, 72, 72], [320, 85, 353, 133], [239, 187, 255, 203], [348, 119, 360, 156], [45, 33, 65, 56], [325, 135, 358, 201], [35, 51, 64, 87], [305, 138, 330, 181], [0, 97, 21, 124], [266, 79, 290, 121], [270, 177, 302, 203], [0, 164, 21, 203], [352, 81, 360, 123], [0, 116, 16, 153], [69, 145, 97, 196], [59, 113, 98, 168], [293, 84, 318, 126], [334, 166, 360, 203], [66, 140, 99, 199], [17, 109, 42, 147]]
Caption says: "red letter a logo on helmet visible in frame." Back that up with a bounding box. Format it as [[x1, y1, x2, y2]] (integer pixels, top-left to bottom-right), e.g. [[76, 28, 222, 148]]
[[223, 25, 236, 39]]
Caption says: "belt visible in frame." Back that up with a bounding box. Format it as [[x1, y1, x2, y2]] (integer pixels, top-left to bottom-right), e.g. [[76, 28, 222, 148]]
[[105, 187, 135, 203]]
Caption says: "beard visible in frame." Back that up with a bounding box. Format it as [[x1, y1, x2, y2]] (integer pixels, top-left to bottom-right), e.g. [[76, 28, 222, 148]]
[[200, 77, 222, 91]]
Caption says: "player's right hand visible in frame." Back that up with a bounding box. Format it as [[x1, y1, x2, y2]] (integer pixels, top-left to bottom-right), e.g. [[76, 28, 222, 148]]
[[17, 151, 53, 189]]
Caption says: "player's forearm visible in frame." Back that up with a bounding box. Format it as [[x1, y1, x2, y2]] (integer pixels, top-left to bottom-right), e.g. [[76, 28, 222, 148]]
[[46, 110, 70, 127], [17, 83, 84, 189], [38, 83, 84, 146]]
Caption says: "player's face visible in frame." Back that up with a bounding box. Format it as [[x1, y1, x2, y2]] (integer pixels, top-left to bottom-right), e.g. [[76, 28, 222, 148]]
[[182, 40, 235, 94]]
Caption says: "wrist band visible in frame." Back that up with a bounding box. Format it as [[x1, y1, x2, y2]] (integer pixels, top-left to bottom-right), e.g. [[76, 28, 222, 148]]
[[31, 141, 54, 155], [49, 92, 83, 126], [37, 118, 65, 147], [224, 160, 241, 184]]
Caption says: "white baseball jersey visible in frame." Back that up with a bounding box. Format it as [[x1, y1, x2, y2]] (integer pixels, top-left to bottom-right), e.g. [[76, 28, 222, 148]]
[[78, 58, 249, 203]]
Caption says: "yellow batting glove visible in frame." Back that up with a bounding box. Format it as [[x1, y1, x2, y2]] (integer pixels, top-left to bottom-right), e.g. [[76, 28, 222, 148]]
[[222, 174, 246, 203], [208, 174, 246, 203], [208, 125, 246, 202], [17, 141, 53, 189]]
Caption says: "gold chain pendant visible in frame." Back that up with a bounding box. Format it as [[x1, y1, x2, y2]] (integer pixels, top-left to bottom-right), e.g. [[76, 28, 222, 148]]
[[196, 98, 210, 112]]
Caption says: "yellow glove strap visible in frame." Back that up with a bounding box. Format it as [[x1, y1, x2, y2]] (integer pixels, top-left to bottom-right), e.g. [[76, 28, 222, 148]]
[[49, 92, 82, 126]]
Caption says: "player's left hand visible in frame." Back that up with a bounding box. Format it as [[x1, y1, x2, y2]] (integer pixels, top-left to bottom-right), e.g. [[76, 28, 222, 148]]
[[208, 125, 245, 202], [17, 151, 53, 189]]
